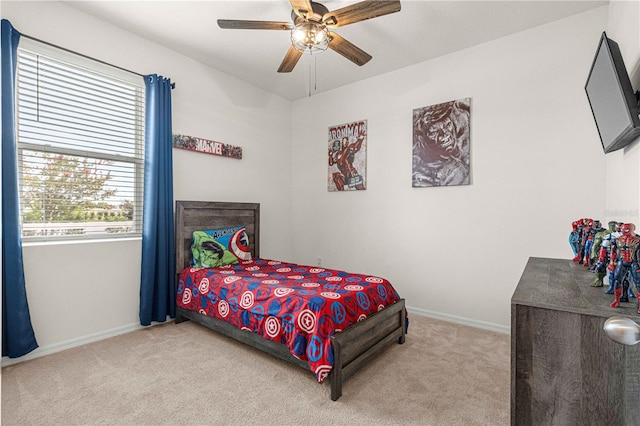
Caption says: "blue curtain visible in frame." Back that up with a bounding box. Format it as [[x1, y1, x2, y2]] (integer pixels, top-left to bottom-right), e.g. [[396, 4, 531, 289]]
[[1, 19, 38, 357], [140, 74, 175, 326]]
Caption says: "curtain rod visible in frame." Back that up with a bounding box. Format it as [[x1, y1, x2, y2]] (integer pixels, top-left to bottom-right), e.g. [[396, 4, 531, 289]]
[[20, 32, 176, 89]]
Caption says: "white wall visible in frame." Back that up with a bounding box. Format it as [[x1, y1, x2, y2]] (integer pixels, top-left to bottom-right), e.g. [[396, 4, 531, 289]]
[[1, 0, 293, 357], [290, 6, 610, 329], [604, 0, 640, 224]]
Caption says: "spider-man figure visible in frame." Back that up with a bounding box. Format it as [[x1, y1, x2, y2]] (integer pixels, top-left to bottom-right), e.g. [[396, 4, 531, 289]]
[[609, 223, 640, 308], [571, 218, 591, 264]]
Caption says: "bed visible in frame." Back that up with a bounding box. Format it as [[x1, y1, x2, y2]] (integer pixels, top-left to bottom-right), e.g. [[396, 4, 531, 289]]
[[174, 200, 406, 401]]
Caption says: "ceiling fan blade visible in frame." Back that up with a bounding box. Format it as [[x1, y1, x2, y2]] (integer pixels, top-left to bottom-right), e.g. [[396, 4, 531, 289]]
[[290, 0, 314, 19], [218, 19, 292, 30], [278, 45, 303, 73], [328, 32, 372, 66], [323, 0, 401, 28]]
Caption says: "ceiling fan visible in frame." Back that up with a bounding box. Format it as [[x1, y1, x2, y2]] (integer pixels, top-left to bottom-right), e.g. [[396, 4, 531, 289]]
[[218, 0, 401, 73]]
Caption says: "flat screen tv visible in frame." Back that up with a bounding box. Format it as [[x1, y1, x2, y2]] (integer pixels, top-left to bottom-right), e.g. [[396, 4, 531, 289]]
[[585, 32, 640, 153]]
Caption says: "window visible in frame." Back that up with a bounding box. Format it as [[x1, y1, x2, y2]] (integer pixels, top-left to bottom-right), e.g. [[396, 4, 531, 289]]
[[16, 38, 145, 241]]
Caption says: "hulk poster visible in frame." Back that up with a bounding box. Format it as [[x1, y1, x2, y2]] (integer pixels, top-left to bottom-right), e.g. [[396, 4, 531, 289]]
[[412, 98, 471, 187]]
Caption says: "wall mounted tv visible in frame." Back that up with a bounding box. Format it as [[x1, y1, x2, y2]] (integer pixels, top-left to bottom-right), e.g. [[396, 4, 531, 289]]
[[585, 32, 640, 154]]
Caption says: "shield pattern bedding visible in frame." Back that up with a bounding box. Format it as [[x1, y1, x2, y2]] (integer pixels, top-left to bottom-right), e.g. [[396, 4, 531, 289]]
[[177, 258, 403, 382]]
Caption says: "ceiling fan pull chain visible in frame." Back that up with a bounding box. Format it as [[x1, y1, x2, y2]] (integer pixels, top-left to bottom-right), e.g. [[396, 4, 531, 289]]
[[308, 56, 311, 97], [307, 55, 317, 97], [314, 55, 318, 92]]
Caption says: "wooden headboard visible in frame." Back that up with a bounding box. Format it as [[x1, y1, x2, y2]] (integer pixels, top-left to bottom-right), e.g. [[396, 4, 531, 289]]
[[175, 201, 260, 272]]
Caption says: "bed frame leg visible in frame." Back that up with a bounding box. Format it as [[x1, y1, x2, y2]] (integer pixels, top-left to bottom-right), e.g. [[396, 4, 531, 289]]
[[330, 340, 343, 401], [398, 310, 406, 344], [330, 371, 343, 401], [175, 311, 189, 324]]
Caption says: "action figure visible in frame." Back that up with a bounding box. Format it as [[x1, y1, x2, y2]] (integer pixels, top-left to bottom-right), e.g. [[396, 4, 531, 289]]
[[578, 219, 596, 266], [569, 221, 581, 259], [583, 219, 604, 268], [571, 218, 591, 264], [591, 221, 620, 287], [601, 222, 623, 293], [633, 243, 640, 314], [608, 223, 640, 308]]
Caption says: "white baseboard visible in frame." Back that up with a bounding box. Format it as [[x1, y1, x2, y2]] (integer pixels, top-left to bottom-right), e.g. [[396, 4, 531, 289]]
[[2, 308, 507, 367], [1, 320, 170, 367], [406, 305, 511, 335]]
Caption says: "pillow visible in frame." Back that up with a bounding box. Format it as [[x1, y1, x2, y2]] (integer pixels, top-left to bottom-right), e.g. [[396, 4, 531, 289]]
[[191, 226, 252, 268]]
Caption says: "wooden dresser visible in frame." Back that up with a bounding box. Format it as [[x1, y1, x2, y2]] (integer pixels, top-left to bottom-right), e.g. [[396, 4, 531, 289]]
[[511, 257, 640, 425]]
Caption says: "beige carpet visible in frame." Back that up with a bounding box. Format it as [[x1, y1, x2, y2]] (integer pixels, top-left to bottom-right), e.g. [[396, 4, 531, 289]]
[[1, 314, 510, 426]]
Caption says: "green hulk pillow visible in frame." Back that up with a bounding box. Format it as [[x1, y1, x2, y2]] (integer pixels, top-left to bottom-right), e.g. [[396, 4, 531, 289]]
[[191, 226, 251, 268]]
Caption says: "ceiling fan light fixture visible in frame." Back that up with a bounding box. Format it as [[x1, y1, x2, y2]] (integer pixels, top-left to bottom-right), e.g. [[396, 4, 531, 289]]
[[291, 22, 329, 54], [218, 1, 402, 73]]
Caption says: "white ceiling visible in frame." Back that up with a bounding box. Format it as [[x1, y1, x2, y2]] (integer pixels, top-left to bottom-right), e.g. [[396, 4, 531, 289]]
[[62, 0, 607, 101]]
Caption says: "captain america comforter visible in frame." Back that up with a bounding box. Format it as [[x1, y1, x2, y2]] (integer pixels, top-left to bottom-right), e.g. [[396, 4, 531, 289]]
[[177, 258, 403, 382]]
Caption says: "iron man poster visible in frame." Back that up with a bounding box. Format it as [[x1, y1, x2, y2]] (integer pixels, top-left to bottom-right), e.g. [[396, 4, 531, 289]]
[[328, 120, 367, 191], [412, 98, 471, 187]]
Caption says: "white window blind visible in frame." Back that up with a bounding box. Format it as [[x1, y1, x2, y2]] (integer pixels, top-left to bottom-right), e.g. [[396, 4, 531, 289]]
[[16, 38, 145, 241]]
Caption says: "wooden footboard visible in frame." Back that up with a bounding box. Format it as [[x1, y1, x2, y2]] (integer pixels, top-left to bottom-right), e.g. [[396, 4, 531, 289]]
[[329, 298, 406, 400]]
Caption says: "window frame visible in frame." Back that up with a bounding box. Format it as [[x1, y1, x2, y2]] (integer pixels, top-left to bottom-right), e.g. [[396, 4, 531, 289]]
[[15, 37, 145, 243]]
